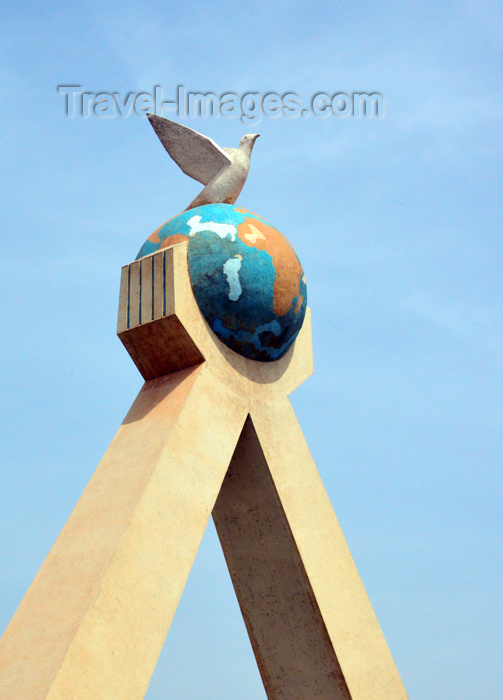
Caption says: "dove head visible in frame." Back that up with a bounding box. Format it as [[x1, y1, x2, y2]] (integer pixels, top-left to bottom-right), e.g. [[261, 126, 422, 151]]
[[239, 133, 260, 155]]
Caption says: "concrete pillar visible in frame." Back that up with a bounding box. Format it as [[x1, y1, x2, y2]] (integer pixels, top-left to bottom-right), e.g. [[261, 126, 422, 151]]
[[0, 242, 408, 699]]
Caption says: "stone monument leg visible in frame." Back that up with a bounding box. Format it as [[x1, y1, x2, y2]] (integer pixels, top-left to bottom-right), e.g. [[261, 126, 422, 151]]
[[0, 364, 248, 699], [213, 403, 408, 700], [0, 242, 408, 699]]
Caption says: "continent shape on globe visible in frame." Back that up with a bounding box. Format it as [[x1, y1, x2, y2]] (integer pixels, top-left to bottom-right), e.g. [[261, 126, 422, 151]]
[[136, 203, 307, 362]]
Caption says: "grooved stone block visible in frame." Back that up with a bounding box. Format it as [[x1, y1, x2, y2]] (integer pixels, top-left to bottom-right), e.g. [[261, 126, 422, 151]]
[[117, 247, 204, 379]]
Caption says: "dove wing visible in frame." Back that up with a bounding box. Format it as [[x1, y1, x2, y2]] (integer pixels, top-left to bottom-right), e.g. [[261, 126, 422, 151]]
[[148, 115, 232, 185]]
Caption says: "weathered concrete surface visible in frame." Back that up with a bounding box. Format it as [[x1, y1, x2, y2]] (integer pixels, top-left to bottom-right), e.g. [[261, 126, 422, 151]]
[[0, 240, 408, 699], [213, 416, 352, 700], [0, 365, 248, 699], [249, 398, 409, 700]]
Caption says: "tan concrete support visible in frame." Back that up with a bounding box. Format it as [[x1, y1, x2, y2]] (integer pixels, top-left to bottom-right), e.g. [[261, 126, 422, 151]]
[[0, 364, 248, 700], [213, 416, 352, 699], [249, 398, 409, 700], [0, 240, 408, 699]]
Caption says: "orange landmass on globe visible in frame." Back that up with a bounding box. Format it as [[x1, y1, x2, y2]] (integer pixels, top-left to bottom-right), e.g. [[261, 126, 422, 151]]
[[294, 296, 304, 314], [147, 214, 181, 245], [237, 218, 303, 316], [160, 233, 189, 249]]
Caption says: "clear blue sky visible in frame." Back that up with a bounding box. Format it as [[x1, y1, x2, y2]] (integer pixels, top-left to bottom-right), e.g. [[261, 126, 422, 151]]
[[1, 1, 502, 698]]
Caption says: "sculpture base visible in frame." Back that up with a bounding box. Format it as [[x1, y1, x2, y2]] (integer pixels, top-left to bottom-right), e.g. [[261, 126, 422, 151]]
[[0, 242, 408, 700]]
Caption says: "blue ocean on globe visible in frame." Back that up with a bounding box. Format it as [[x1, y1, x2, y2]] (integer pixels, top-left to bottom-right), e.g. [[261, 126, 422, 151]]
[[136, 203, 307, 362]]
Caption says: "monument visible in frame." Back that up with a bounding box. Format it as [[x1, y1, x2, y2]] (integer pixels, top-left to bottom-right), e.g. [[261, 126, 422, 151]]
[[0, 117, 409, 699]]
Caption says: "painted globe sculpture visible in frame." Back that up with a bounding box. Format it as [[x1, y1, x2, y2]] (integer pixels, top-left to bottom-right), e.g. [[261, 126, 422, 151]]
[[136, 203, 307, 362]]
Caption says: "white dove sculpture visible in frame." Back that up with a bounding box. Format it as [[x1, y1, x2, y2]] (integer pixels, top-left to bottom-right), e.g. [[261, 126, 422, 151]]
[[147, 114, 260, 211]]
